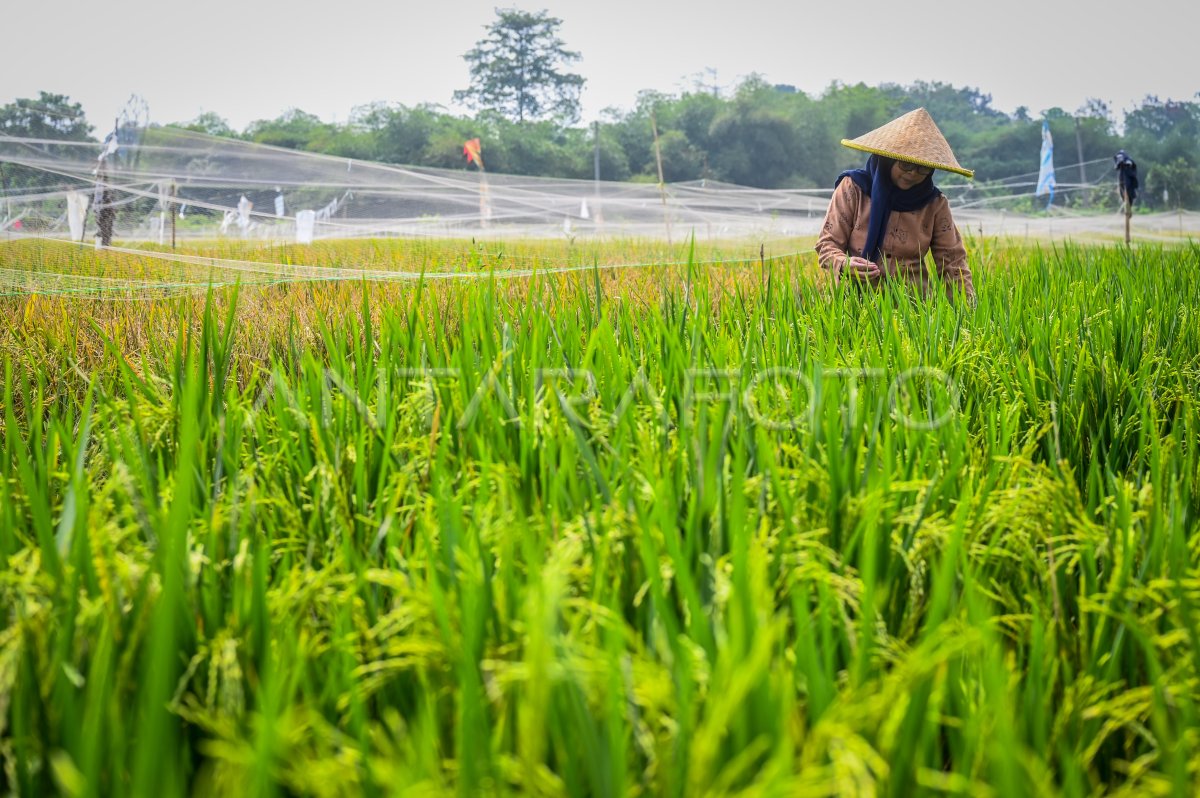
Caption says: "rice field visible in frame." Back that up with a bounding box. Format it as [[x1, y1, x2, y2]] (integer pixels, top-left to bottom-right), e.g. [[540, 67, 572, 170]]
[[1, 236, 1198, 797]]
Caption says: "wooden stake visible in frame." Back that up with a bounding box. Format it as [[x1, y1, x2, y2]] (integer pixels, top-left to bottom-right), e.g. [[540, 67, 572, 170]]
[[592, 120, 603, 227], [593, 120, 600, 186], [1122, 187, 1131, 246], [1074, 118, 1087, 206], [95, 160, 115, 247], [478, 167, 490, 230]]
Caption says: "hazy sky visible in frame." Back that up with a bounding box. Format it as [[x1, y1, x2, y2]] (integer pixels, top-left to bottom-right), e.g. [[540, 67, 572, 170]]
[[4, 0, 1197, 132]]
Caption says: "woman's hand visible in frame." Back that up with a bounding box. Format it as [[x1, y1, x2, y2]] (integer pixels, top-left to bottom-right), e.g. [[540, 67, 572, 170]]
[[841, 256, 880, 283]]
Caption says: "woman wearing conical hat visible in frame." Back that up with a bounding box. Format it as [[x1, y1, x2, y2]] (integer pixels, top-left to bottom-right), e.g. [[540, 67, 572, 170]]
[[816, 108, 976, 303]]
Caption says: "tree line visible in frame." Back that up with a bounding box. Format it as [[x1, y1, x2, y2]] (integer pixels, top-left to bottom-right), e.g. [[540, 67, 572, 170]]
[[4, 84, 1199, 211]]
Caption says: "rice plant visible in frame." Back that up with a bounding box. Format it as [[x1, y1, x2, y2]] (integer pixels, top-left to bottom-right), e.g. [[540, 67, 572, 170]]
[[0, 238, 1198, 796]]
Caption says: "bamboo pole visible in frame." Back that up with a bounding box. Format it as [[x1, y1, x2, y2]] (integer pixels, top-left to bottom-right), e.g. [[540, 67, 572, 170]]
[[592, 120, 603, 227], [1074, 118, 1088, 207], [650, 109, 671, 244], [479, 167, 491, 230]]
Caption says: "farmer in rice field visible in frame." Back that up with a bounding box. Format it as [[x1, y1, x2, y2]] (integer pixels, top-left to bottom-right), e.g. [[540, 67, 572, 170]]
[[816, 108, 976, 304]]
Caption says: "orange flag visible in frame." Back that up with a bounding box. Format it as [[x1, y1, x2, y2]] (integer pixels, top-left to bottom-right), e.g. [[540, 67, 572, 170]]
[[463, 138, 484, 169]]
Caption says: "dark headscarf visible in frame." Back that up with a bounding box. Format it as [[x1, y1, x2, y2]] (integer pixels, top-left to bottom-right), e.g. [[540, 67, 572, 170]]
[[835, 154, 942, 263]]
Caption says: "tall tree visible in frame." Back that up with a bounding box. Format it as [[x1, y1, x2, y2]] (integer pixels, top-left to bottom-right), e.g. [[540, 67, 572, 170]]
[[0, 92, 93, 192], [453, 8, 585, 124], [0, 92, 92, 141]]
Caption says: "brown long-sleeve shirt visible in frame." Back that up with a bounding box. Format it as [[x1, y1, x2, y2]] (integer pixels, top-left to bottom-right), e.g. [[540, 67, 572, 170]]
[[815, 179, 975, 303]]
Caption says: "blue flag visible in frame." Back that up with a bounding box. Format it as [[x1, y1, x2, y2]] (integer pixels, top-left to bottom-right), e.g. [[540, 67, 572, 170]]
[[1035, 121, 1056, 208]]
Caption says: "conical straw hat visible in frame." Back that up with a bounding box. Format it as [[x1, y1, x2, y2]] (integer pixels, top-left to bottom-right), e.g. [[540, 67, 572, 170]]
[[841, 108, 973, 178]]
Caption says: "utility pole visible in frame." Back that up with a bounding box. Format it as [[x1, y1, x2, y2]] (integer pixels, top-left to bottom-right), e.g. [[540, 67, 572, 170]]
[[650, 108, 671, 244]]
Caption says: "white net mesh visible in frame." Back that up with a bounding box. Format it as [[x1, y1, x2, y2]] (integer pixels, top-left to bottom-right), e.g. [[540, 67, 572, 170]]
[[0, 126, 829, 242], [2, 125, 1197, 298]]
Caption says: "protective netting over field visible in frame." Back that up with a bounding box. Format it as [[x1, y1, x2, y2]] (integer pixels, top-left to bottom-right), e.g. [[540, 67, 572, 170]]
[[2, 125, 1197, 297], [0, 126, 832, 243]]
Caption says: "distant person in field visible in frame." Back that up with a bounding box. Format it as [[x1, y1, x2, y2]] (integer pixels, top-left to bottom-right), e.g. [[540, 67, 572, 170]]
[[816, 108, 976, 304]]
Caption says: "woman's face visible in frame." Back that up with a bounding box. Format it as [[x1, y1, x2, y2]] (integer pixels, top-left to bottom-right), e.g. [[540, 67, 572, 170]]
[[890, 160, 931, 190]]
